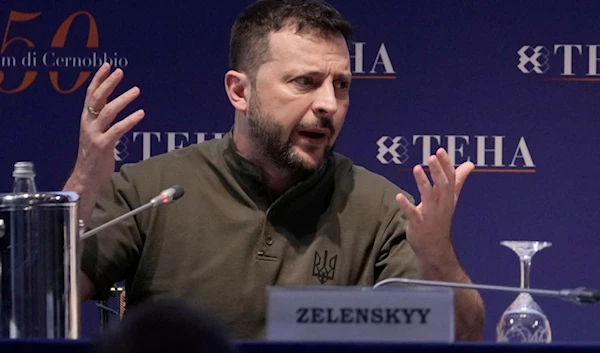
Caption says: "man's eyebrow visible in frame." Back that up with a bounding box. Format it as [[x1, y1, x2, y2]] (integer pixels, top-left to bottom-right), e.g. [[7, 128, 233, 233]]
[[293, 70, 352, 81]]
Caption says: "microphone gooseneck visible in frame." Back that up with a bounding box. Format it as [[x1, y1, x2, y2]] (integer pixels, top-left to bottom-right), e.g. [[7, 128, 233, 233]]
[[80, 185, 185, 240], [374, 278, 600, 305]]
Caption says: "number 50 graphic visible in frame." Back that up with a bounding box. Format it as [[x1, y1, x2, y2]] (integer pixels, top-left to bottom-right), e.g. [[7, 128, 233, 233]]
[[0, 11, 99, 94]]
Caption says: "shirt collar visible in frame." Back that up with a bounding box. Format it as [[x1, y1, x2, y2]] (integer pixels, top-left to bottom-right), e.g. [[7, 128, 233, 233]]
[[221, 129, 335, 209]]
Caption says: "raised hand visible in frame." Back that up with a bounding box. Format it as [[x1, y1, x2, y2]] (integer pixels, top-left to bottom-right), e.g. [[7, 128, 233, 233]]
[[395, 148, 485, 341], [64, 63, 144, 222], [395, 147, 474, 259]]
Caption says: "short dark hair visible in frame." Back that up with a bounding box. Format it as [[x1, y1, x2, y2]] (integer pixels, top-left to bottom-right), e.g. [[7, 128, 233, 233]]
[[229, 0, 353, 80], [92, 300, 234, 353]]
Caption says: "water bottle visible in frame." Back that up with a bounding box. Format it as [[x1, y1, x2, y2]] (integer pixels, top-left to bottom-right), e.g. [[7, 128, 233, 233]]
[[12, 161, 37, 193]]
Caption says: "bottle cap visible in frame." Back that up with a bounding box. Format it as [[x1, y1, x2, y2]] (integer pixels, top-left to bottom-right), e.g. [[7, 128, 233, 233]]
[[13, 161, 35, 178]]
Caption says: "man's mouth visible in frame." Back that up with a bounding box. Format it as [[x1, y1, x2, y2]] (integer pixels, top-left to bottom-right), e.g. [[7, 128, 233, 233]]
[[297, 128, 331, 140]]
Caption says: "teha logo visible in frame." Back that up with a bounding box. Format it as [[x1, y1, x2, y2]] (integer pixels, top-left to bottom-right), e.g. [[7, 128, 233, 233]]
[[114, 136, 129, 162], [114, 131, 226, 162], [350, 41, 396, 80], [0, 10, 129, 94], [312, 250, 337, 284], [377, 134, 536, 173], [517, 46, 550, 74], [518, 44, 600, 81], [377, 136, 410, 165]]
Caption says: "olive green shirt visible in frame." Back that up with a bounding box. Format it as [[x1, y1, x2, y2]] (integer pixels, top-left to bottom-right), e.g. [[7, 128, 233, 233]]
[[82, 132, 418, 339]]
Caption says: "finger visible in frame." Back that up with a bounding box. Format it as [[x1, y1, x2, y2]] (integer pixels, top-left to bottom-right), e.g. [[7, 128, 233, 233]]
[[454, 161, 475, 197], [395, 193, 421, 224], [413, 164, 433, 204], [94, 86, 140, 131], [85, 63, 111, 102], [429, 153, 452, 203], [86, 68, 124, 113], [428, 154, 449, 186], [436, 148, 455, 186], [106, 109, 145, 142]]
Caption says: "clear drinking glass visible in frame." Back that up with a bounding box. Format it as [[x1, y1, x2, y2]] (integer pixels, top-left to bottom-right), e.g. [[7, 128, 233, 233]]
[[495, 241, 552, 343]]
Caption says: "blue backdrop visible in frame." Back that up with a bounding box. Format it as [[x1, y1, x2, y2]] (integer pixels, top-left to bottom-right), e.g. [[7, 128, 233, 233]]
[[1, 0, 599, 342]]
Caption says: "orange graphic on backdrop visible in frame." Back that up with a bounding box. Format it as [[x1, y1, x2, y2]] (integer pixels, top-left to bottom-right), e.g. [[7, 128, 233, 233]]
[[0, 10, 99, 94]]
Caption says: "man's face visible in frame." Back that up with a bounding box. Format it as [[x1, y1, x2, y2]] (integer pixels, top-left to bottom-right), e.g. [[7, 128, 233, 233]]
[[246, 28, 351, 173]]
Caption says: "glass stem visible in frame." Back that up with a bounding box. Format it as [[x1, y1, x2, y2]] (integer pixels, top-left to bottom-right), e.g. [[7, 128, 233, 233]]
[[520, 257, 531, 289]]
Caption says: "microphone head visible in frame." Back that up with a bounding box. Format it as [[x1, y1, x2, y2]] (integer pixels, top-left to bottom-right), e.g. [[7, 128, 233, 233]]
[[150, 185, 185, 207], [569, 287, 600, 304], [171, 185, 185, 201]]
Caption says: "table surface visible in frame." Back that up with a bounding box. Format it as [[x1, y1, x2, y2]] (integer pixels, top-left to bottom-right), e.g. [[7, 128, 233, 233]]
[[1, 340, 600, 353]]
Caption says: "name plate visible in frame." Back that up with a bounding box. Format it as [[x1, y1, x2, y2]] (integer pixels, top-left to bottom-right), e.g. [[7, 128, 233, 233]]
[[267, 286, 454, 343]]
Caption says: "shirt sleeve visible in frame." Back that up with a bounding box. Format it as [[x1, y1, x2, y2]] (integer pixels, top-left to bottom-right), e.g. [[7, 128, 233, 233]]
[[80, 165, 145, 300], [374, 189, 419, 283]]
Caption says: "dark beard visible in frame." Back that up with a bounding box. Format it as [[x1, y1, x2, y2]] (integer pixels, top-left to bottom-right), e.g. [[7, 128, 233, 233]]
[[247, 96, 334, 174]]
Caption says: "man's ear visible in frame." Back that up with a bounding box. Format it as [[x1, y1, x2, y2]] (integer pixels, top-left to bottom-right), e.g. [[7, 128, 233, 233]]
[[224, 70, 250, 112]]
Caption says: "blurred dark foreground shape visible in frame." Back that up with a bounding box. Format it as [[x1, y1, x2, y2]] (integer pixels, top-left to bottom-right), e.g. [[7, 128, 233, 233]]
[[92, 299, 236, 353]]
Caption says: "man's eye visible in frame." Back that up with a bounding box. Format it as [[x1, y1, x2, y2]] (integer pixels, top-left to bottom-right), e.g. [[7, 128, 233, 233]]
[[295, 77, 314, 86], [335, 81, 350, 90]]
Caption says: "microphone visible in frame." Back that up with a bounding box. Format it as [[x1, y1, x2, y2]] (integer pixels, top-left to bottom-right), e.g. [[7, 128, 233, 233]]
[[80, 185, 185, 240], [149, 185, 184, 206], [373, 278, 600, 305]]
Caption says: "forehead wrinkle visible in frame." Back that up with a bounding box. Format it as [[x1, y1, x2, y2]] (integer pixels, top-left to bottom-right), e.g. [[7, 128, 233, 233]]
[[271, 30, 348, 61]]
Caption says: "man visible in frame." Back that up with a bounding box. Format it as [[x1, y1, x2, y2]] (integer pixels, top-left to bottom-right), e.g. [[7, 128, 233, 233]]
[[64, 0, 484, 341]]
